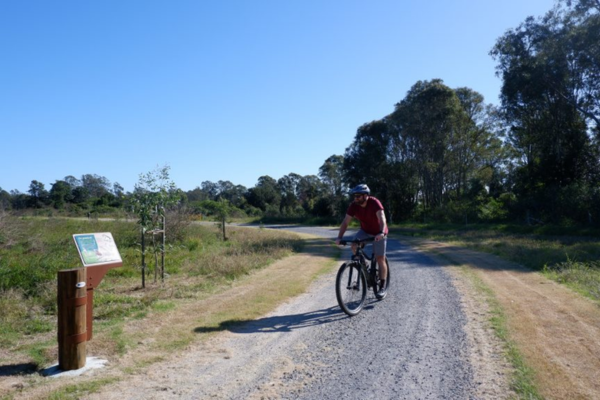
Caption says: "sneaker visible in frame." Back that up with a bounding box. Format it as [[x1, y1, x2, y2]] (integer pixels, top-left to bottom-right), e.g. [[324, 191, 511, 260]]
[[377, 280, 387, 296]]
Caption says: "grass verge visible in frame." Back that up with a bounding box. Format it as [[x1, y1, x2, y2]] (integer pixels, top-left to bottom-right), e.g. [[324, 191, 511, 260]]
[[46, 377, 121, 400], [459, 265, 542, 399], [391, 224, 600, 304], [0, 217, 338, 400]]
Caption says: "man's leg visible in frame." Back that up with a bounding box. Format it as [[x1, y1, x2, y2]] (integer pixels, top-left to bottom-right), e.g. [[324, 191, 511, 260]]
[[373, 237, 388, 293], [376, 255, 388, 281]]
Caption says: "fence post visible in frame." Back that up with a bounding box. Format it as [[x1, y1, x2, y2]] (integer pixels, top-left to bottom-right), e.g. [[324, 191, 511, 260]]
[[57, 268, 87, 371]]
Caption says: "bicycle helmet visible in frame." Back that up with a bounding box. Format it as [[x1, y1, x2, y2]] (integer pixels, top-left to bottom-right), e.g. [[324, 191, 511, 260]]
[[350, 184, 370, 195]]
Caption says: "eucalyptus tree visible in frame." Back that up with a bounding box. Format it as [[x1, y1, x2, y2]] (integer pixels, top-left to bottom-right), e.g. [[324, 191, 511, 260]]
[[319, 155, 346, 218], [64, 175, 81, 190], [71, 186, 89, 205], [342, 119, 416, 221], [343, 119, 391, 190], [297, 175, 325, 213], [491, 0, 600, 222], [450, 88, 501, 198], [0, 188, 11, 211], [81, 174, 111, 198], [112, 182, 125, 197], [216, 180, 235, 198], [10, 190, 28, 210], [28, 180, 49, 208], [201, 181, 219, 200], [108, 182, 125, 208], [246, 175, 281, 215], [132, 165, 180, 287], [217, 181, 247, 209], [382, 80, 507, 221], [277, 173, 302, 216], [49, 180, 73, 209], [389, 79, 464, 209], [559, 0, 600, 133], [185, 187, 206, 202]]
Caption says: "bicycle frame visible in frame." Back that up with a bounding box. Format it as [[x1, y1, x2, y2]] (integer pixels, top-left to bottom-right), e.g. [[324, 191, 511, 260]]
[[336, 237, 390, 316], [340, 238, 377, 288]]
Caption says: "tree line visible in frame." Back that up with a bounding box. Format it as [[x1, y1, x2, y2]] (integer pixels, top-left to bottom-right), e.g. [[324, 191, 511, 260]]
[[0, 162, 349, 222], [2, 0, 598, 226], [345, 0, 600, 225]]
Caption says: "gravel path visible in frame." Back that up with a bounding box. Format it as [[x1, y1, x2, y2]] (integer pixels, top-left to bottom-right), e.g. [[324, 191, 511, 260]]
[[86, 226, 475, 399], [264, 226, 473, 399]]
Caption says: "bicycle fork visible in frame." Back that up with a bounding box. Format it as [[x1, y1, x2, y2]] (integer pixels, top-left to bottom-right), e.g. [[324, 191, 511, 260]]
[[345, 262, 366, 290], [345, 261, 375, 290], [346, 263, 359, 291]]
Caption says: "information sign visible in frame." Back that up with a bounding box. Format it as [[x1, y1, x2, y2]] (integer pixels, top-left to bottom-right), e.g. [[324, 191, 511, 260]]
[[73, 232, 122, 267]]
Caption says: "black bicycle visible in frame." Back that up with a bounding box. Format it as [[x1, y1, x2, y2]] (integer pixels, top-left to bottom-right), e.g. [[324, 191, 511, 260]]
[[335, 238, 390, 316]]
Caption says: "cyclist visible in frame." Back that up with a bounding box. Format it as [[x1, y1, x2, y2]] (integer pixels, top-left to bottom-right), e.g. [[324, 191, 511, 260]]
[[335, 184, 389, 295]]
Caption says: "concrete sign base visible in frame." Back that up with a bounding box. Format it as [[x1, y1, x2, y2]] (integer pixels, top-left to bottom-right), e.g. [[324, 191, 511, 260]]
[[42, 357, 108, 378]]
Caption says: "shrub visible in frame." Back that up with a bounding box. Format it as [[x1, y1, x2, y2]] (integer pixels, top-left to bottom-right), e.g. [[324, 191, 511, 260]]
[[477, 197, 509, 222]]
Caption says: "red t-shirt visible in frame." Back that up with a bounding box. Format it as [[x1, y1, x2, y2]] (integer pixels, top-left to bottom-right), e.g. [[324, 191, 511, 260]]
[[346, 196, 388, 236]]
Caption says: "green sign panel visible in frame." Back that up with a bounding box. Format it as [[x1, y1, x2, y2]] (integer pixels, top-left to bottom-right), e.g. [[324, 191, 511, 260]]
[[73, 232, 122, 267]]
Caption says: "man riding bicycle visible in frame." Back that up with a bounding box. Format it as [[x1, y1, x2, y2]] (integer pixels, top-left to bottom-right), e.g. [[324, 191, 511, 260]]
[[335, 184, 389, 296]]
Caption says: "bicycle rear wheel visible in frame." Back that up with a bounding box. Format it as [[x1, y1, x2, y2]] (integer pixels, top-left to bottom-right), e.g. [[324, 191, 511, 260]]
[[336, 262, 367, 316], [374, 256, 390, 300]]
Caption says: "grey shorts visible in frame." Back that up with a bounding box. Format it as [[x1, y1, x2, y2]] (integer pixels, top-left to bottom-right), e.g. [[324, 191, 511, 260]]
[[354, 229, 387, 257]]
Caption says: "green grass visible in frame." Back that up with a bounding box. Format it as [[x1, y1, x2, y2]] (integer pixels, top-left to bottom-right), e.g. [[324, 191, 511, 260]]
[[543, 259, 600, 300], [152, 300, 176, 312], [0, 216, 326, 399], [391, 222, 600, 303], [0, 216, 303, 368], [45, 377, 121, 400]]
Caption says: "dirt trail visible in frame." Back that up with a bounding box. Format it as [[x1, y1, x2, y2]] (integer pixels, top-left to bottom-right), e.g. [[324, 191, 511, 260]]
[[405, 237, 600, 400]]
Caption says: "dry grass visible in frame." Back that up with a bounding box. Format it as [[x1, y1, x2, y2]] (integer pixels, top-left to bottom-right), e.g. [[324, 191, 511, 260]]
[[0, 219, 302, 369], [1, 233, 338, 400], [395, 227, 600, 303], [0, 210, 20, 248]]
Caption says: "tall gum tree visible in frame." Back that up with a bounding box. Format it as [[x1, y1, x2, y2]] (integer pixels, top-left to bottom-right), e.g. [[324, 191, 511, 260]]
[[491, 0, 600, 221]]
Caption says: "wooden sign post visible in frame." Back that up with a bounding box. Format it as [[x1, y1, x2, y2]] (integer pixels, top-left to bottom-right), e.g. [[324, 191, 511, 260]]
[[56, 232, 122, 371], [57, 268, 87, 370]]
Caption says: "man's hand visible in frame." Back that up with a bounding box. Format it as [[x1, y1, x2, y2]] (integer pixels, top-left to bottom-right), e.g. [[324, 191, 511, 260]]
[[375, 233, 385, 242]]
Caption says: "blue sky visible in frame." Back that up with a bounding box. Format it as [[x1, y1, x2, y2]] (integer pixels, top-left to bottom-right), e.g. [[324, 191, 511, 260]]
[[1, 0, 557, 194]]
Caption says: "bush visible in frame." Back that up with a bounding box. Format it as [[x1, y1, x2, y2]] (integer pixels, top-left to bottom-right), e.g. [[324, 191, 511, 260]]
[[477, 197, 509, 222], [165, 206, 193, 243], [545, 260, 600, 301], [264, 204, 281, 218], [242, 205, 263, 217]]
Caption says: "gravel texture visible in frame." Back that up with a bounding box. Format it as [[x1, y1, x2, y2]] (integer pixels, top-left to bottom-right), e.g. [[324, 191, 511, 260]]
[[266, 226, 474, 399], [84, 225, 476, 399]]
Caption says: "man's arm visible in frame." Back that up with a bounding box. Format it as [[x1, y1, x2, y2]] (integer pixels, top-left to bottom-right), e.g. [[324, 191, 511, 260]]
[[375, 209, 387, 241], [335, 214, 353, 245]]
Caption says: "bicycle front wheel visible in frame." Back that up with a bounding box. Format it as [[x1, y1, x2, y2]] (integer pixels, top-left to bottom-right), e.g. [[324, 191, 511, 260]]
[[336, 262, 367, 316]]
